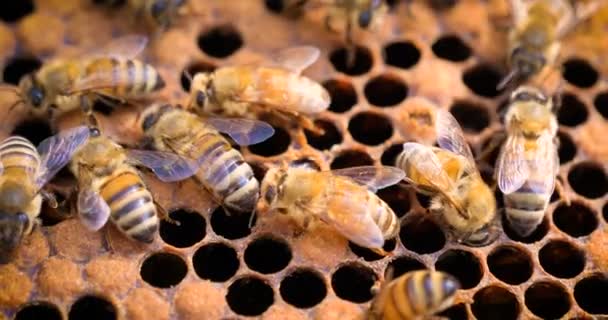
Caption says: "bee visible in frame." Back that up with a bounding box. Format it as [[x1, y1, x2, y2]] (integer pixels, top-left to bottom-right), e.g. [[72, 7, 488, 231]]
[[70, 127, 199, 243], [0, 35, 164, 124], [498, 0, 602, 89], [396, 110, 497, 246], [496, 86, 567, 237], [188, 46, 330, 134], [259, 165, 404, 253], [0, 126, 90, 263], [368, 270, 460, 320], [139, 104, 275, 214], [98, 0, 187, 31]]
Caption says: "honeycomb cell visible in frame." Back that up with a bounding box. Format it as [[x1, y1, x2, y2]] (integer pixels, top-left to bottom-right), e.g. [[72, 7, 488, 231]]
[[180, 61, 216, 91], [524, 281, 571, 319], [348, 238, 396, 262], [380, 143, 403, 166], [140, 252, 188, 288], [2, 56, 41, 85], [400, 214, 445, 254], [574, 274, 608, 315], [435, 249, 483, 289], [432, 35, 472, 62], [539, 240, 585, 279], [437, 303, 468, 320], [85, 256, 136, 296], [568, 162, 607, 199], [330, 150, 374, 169], [377, 184, 411, 218], [449, 101, 490, 133], [226, 276, 274, 316], [348, 112, 393, 146], [197, 25, 243, 58], [323, 79, 358, 113], [249, 126, 290, 157], [562, 58, 599, 88], [159, 209, 206, 248], [330, 46, 373, 76], [124, 288, 170, 320], [0, 1, 34, 23], [331, 263, 377, 303], [462, 64, 504, 98], [428, 0, 457, 10], [553, 202, 598, 237], [193, 242, 239, 282], [364, 74, 408, 107], [11, 118, 52, 146], [383, 41, 420, 69], [557, 131, 576, 164], [68, 295, 116, 320], [210, 207, 256, 239], [15, 302, 62, 320], [304, 119, 343, 150], [175, 282, 225, 320], [386, 256, 426, 278], [594, 91, 608, 119], [472, 286, 520, 320], [487, 246, 532, 285], [244, 236, 292, 274], [290, 157, 321, 171], [264, 0, 284, 13], [280, 268, 327, 309], [557, 93, 588, 127], [502, 215, 549, 244]]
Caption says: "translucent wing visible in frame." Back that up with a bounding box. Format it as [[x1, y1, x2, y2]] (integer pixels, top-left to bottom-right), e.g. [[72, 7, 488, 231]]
[[36, 126, 90, 188], [400, 142, 455, 194], [270, 46, 320, 74], [526, 132, 558, 194], [435, 109, 474, 161], [496, 134, 529, 194], [205, 117, 275, 146], [77, 188, 111, 231], [331, 166, 405, 192], [127, 149, 202, 182], [83, 34, 148, 60]]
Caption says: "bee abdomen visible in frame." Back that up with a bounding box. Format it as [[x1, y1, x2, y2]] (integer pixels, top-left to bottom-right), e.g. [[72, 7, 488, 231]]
[[369, 194, 399, 239], [0, 136, 40, 175], [85, 58, 164, 98], [504, 185, 549, 236]]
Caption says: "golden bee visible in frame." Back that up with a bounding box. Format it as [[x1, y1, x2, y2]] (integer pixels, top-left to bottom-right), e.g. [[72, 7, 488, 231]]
[[0, 35, 164, 123], [396, 110, 497, 246], [368, 270, 460, 320], [100, 0, 187, 30], [188, 46, 330, 133], [139, 104, 275, 214], [259, 165, 403, 252], [498, 0, 602, 88], [0, 126, 90, 263], [70, 127, 199, 243]]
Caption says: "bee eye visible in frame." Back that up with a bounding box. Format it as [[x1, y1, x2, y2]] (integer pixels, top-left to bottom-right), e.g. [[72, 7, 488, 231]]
[[196, 91, 206, 107], [358, 10, 372, 28], [28, 86, 44, 107], [151, 0, 168, 18], [264, 185, 276, 204], [142, 113, 159, 131], [89, 127, 101, 137]]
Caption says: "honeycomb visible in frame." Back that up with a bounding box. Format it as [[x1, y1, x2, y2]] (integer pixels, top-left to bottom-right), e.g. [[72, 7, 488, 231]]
[[0, 0, 607, 319]]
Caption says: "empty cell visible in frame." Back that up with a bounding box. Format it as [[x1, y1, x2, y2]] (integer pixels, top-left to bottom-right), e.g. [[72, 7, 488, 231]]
[[386, 256, 426, 278], [140, 252, 188, 288], [159, 209, 206, 248], [364, 74, 408, 107], [557, 94, 588, 127], [330, 46, 373, 76], [400, 214, 445, 254], [472, 286, 520, 320], [193, 242, 239, 282], [323, 79, 358, 113], [197, 25, 243, 58], [377, 184, 411, 218], [462, 64, 505, 98], [574, 274, 608, 314], [568, 162, 607, 199], [539, 240, 585, 279], [383, 41, 420, 69], [432, 35, 472, 62], [226, 276, 274, 316], [330, 150, 374, 169], [16, 302, 62, 320], [210, 207, 255, 240], [331, 263, 377, 303], [562, 58, 598, 88], [436, 249, 483, 289], [304, 119, 343, 150], [487, 246, 533, 285], [594, 91, 608, 119], [280, 268, 327, 308], [2, 56, 41, 85], [11, 118, 52, 146], [69, 295, 116, 320], [449, 101, 490, 133], [525, 281, 571, 319], [244, 236, 292, 274], [348, 112, 393, 146], [249, 126, 290, 156], [553, 202, 598, 237]]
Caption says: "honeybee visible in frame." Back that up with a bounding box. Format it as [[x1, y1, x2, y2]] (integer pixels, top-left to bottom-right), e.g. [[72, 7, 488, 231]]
[[368, 270, 460, 320], [396, 110, 497, 246], [259, 165, 403, 252], [498, 0, 602, 89], [70, 127, 200, 243], [99, 0, 187, 30], [0, 35, 164, 124], [0, 126, 90, 263], [496, 86, 566, 237], [140, 104, 275, 214], [188, 46, 330, 133]]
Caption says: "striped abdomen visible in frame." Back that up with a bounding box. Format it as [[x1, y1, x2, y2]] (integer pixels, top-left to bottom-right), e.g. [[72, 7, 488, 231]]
[[366, 190, 399, 239], [504, 179, 551, 237], [99, 171, 158, 243], [83, 57, 165, 98], [0, 136, 40, 178]]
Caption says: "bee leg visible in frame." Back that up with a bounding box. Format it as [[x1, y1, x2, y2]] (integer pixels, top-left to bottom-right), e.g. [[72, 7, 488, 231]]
[[154, 199, 180, 226], [79, 95, 101, 128], [370, 247, 392, 257], [40, 189, 58, 209]]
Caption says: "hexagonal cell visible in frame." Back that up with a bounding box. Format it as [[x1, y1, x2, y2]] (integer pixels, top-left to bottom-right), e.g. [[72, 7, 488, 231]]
[[210, 207, 256, 240], [400, 214, 445, 254], [594, 91, 608, 119], [280, 268, 327, 309], [557, 93, 588, 127], [557, 131, 576, 164], [330, 46, 373, 76], [524, 281, 571, 319], [437, 303, 468, 320], [502, 215, 549, 244], [197, 25, 243, 58], [140, 252, 188, 288], [349, 238, 396, 262], [472, 286, 520, 320], [193, 242, 239, 282], [380, 143, 403, 166], [435, 249, 483, 289], [562, 58, 598, 88], [553, 202, 598, 237], [330, 150, 374, 169], [348, 112, 393, 146], [449, 101, 491, 133], [383, 41, 420, 69], [377, 184, 411, 218], [385, 256, 426, 278], [568, 162, 607, 199], [2, 56, 41, 85], [364, 74, 408, 107], [15, 302, 62, 320], [323, 79, 358, 113], [226, 276, 274, 316], [432, 35, 472, 62], [69, 295, 117, 320], [159, 209, 206, 248], [244, 235, 292, 274], [539, 240, 585, 279], [574, 274, 608, 315], [487, 245, 533, 285], [331, 263, 377, 303], [11, 118, 52, 146], [304, 119, 343, 151], [180, 61, 216, 91], [0, 1, 34, 22], [249, 126, 290, 157], [462, 64, 505, 98]]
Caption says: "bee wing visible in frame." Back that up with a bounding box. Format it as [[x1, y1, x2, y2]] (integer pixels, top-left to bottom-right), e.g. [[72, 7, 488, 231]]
[[527, 132, 559, 194], [331, 166, 405, 192], [205, 117, 275, 146], [77, 188, 111, 231], [509, 0, 529, 26], [270, 46, 320, 74], [83, 34, 148, 60], [36, 126, 90, 189], [401, 142, 455, 193], [127, 149, 202, 182], [496, 134, 530, 194], [435, 109, 475, 162]]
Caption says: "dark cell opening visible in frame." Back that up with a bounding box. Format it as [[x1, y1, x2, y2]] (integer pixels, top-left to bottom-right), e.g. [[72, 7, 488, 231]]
[[92, 0, 126, 7], [383, 41, 421, 69], [330, 46, 373, 76], [226, 276, 274, 316], [568, 162, 607, 199], [487, 246, 533, 285], [210, 207, 255, 240], [280, 268, 327, 308], [377, 184, 410, 218], [539, 240, 585, 279], [197, 25, 243, 58], [250, 163, 267, 182], [594, 91, 608, 119], [244, 236, 292, 274], [290, 158, 321, 171], [437, 303, 468, 320], [432, 35, 472, 62], [16, 302, 62, 320], [415, 192, 432, 208], [462, 64, 504, 98], [472, 286, 520, 320], [160, 209, 206, 248], [39, 192, 70, 227], [304, 119, 343, 150], [502, 215, 549, 244], [12, 119, 53, 146], [428, 0, 458, 10], [140, 252, 188, 288], [348, 112, 393, 145], [386, 256, 426, 278], [69, 295, 116, 320], [330, 150, 374, 169], [323, 79, 358, 113], [381, 143, 403, 166], [2, 57, 42, 85], [249, 126, 290, 157], [180, 61, 216, 92], [331, 263, 377, 303], [92, 99, 116, 116], [525, 281, 571, 319], [364, 74, 408, 107], [348, 238, 396, 262], [574, 274, 608, 315], [449, 101, 491, 133], [553, 202, 598, 237], [264, 0, 284, 13], [557, 93, 588, 127], [0, 0, 34, 23], [400, 214, 445, 254], [562, 58, 598, 88], [435, 249, 483, 289], [557, 131, 576, 164], [604, 202, 607, 223], [193, 242, 239, 282]]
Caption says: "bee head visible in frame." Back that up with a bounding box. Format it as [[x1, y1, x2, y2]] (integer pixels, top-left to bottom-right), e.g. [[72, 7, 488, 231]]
[[260, 168, 288, 208], [510, 46, 546, 81], [141, 104, 174, 132], [150, 0, 185, 28], [0, 212, 28, 264], [19, 75, 45, 108], [189, 73, 211, 110], [510, 86, 548, 105]]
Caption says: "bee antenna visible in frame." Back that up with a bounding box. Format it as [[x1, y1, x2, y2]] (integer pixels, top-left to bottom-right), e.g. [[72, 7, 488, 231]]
[[496, 68, 520, 91]]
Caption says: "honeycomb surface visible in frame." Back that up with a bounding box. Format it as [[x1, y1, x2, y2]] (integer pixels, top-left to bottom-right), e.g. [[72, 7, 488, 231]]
[[0, 0, 607, 319]]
